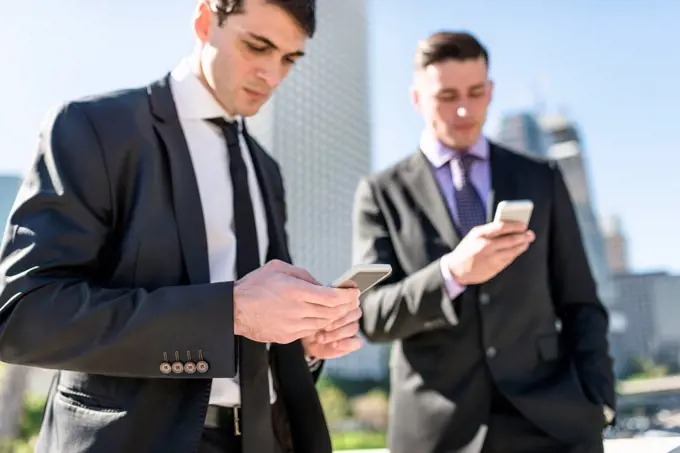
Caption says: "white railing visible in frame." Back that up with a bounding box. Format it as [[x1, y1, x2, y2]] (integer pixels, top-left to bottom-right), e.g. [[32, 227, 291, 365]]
[[334, 437, 680, 453]]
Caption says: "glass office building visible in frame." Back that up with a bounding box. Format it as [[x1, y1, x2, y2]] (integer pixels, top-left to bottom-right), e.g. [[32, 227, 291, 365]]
[[246, 0, 386, 380], [247, 0, 371, 286], [495, 112, 552, 156]]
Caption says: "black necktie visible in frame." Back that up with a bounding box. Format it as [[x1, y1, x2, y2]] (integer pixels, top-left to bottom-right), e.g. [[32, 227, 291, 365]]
[[207, 117, 276, 453]]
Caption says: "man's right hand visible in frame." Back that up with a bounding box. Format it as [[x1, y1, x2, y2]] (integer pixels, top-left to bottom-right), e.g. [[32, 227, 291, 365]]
[[445, 221, 535, 286], [233, 260, 360, 344]]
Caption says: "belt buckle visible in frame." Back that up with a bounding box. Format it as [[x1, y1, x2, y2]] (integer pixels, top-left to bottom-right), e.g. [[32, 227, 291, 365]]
[[233, 405, 241, 436]]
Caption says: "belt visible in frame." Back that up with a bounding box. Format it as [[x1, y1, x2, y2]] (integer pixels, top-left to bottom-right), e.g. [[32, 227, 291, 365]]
[[204, 405, 242, 435]]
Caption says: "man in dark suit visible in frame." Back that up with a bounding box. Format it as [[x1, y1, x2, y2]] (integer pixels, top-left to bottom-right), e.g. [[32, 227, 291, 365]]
[[0, 1, 363, 452], [352, 31, 616, 453]]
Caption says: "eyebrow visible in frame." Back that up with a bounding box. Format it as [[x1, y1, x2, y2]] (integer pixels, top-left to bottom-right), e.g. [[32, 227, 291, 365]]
[[247, 32, 305, 58]]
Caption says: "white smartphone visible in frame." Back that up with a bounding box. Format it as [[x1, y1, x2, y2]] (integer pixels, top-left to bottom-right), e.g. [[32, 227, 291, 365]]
[[493, 200, 534, 224], [330, 264, 393, 294]]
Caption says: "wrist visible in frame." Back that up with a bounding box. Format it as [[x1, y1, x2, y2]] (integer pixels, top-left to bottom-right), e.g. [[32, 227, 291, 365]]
[[443, 253, 469, 286], [233, 282, 245, 337]]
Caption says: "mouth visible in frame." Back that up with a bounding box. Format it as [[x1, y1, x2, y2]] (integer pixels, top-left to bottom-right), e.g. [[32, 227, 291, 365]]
[[243, 87, 267, 100], [453, 123, 476, 131]]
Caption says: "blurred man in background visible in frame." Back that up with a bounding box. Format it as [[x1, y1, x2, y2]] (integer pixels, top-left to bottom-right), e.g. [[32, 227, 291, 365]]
[[353, 31, 615, 453], [0, 1, 362, 452]]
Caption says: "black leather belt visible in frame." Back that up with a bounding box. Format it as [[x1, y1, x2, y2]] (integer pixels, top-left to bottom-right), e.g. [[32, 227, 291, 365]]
[[204, 405, 242, 435]]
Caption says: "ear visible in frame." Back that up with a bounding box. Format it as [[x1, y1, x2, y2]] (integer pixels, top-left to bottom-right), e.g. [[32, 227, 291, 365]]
[[193, 1, 213, 44], [487, 79, 495, 103], [410, 84, 421, 113]]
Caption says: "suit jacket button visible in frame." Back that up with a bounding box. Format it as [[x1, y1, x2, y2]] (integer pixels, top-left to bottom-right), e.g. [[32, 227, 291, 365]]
[[184, 362, 197, 374], [159, 362, 172, 375], [196, 361, 209, 373], [172, 361, 184, 374], [479, 293, 490, 305], [486, 347, 497, 358]]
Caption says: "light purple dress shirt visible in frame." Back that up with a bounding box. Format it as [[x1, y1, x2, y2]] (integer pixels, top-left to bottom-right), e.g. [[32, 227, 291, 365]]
[[419, 131, 492, 309]]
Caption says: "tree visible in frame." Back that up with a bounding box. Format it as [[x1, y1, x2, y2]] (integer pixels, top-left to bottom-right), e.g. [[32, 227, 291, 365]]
[[318, 384, 352, 425], [351, 388, 389, 430], [0, 364, 31, 450], [620, 356, 668, 381]]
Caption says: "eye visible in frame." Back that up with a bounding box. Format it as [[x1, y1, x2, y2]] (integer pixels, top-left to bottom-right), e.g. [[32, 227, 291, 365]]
[[245, 42, 267, 53], [437, 93, 458, 102]]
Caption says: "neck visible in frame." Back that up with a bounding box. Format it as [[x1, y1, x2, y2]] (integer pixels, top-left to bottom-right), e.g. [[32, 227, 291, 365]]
[[430, 130, 482, 153], [190, 51, 238, 118]]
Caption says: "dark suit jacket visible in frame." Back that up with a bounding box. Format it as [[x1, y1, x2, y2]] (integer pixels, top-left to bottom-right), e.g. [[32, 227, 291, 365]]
[[352, 143, 616, 453], [0, 75, 330, 453]]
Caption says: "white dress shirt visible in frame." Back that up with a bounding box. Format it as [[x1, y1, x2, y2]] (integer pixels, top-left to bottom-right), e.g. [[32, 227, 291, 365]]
[[169, 59, 276, 406]]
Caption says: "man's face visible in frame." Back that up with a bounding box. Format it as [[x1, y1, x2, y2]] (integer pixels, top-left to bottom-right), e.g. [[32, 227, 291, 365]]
[[412, 57, 493, 150], [194, 0, 307, 117]]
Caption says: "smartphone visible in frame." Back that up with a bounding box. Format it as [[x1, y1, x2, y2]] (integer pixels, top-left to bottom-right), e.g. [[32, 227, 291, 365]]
[[330, 264, 393, 294], [493, 200, 534, 224]]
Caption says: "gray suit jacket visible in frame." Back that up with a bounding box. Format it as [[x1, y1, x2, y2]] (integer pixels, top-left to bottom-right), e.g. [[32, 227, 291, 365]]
[[0, 75, 329, 453], [352, 144, 616, 453]]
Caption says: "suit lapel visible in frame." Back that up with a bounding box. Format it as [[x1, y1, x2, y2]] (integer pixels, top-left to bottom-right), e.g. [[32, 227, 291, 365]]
[[241, 123, 289, 262], [148, 75, 211, 284], [488, 141, 522, 218], [403, 151, 459, 248]]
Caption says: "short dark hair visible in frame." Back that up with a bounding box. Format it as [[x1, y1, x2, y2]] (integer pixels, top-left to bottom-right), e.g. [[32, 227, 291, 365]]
[[414, 31, 489, 70], [214, 0, 316, 37]]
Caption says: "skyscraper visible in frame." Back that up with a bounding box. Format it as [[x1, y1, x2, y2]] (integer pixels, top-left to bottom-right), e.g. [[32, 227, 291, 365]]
[[495, 112, 552, 156], [498, 111, 627, 372], [538, 116, 627, 354], [247, 0, 371, 286], [612, 272, 680, 365], [600, 214, 630, 274], [246, 0, 384, 380]]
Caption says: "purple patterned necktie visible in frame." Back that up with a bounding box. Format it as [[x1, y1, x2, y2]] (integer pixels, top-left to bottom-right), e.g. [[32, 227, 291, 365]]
[[452, 151, 486, 236]]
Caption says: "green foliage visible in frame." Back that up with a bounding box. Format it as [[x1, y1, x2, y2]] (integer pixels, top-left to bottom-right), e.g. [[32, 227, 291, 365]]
[[322, 374, 389, 398], [18, 394, 46, 441], [318, 383, 352, 423], [331, 430, 387, 450], [0, 380, 45, 453], [0, 436, 37, 453], [620, 356, 669, 381]]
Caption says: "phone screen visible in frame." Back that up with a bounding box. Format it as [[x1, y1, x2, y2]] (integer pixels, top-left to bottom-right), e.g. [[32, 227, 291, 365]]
[[335, 270, 391, 294]]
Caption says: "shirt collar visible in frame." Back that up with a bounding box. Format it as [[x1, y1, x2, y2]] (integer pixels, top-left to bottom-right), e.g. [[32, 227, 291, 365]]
[[170, 58, 241, 126], [419, 130, 489, 168]]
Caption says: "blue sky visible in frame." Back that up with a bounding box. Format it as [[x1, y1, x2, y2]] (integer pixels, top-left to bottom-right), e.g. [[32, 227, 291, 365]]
[[0, 1, 677, 272]]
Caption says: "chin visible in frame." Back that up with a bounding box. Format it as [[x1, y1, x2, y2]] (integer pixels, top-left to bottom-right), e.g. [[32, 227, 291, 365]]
[[452, 132, 481, 148], [235, 105, 260, 118]]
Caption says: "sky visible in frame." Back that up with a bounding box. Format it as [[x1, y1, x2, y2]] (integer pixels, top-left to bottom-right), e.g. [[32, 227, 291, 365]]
[[0, 0, 678, 272]]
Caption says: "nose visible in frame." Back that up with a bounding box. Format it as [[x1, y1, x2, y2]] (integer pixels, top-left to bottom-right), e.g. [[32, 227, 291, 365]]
[[255, 59, 286, 90], [457, 106, 467, 117]]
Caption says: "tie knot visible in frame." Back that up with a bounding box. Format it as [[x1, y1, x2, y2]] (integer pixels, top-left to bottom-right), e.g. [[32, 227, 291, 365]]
[[453, 151, 477, 174], [207, 117, 240, 143]]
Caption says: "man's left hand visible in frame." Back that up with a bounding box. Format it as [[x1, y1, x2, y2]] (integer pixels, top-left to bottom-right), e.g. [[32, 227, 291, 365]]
[[302, 306, 363, 359]]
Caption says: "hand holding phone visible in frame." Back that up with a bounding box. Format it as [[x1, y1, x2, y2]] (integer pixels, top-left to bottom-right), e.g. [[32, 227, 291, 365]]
[[444, 201, 535, 285], [300, 264, 391, 360]]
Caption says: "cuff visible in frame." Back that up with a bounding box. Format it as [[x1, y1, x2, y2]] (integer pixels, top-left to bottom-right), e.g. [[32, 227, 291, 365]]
[[440, 256, 466, 300], [306, 355, 322, 372]]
